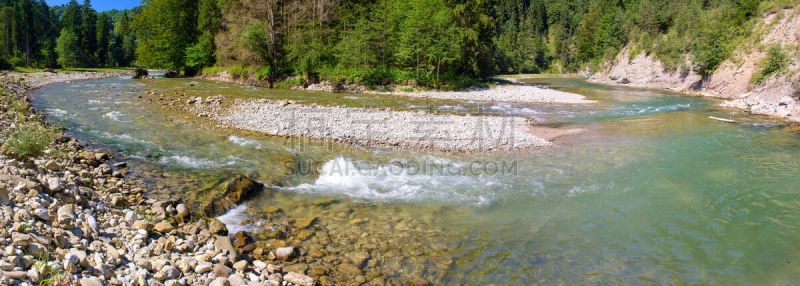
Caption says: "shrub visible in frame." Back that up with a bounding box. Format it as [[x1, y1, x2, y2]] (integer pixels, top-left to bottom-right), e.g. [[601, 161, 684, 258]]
[[752, 45, 788, 84], [3, 122, 58, 159], [255, 66, 271, 81], [229, 66, 249, 78], [0, 56, 11, 70]]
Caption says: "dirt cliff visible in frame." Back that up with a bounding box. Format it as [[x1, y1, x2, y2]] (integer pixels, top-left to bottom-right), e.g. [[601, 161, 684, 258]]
[[590, 7, 800, 122]]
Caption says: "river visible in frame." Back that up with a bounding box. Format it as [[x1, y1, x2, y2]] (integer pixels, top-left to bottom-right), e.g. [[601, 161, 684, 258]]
[[29, 75, 800, 284]]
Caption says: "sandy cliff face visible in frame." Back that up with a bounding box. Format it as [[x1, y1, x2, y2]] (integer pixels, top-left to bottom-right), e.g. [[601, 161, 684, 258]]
[[590, 8, 800, 122]]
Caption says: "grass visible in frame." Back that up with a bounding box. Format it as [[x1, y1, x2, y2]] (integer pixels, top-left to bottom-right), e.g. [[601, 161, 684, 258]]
[[2, 120, 59, 159]]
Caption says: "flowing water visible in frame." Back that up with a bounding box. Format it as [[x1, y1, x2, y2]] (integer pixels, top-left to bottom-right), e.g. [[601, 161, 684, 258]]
[[29, 76, 800, 284]]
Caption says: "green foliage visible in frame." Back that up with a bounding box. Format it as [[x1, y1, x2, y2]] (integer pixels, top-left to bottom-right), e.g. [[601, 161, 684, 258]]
[[55, 28, 82, 68], [3, 121, 58, 159], [255, 66, 271, 81], [133, 0, 198, 72], [752, 45, 789, 84], [0, 56, 11, 70]]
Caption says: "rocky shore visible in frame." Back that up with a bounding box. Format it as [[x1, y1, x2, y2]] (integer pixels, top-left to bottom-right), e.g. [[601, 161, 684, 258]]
[[211, 99, 553, 152], [0, 72, 317, 286]]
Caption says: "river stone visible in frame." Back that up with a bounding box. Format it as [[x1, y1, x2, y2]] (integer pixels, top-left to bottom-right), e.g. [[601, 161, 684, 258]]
[[11, 233, 32, 246], [213, 264, 232, 278], [79, 277, 103, 286], [56, 204, 75, 225], [47, 177, 62, 192], [347, 251, 370, 268], [155, 265, 180, 281], [2, 270, 28, 280], [153, 221, 174, 233], [202, 175, 265, 216], [227, 274, 246, 286], [195, 262, 212, 274], [232, 260, 248, 272], [212, 235, 236, 259], [274, 247, 294, 260], [209, 277, 230, 286], [63, 253, 79, 273], [44, 160, 58, 171], [284, 272, 314, 286], [294, 217, 316, 229], [133, 67, 148, 79], [209, 218, 228, 235], [175, 204, 189, 221], [133, 220, 152, 231]]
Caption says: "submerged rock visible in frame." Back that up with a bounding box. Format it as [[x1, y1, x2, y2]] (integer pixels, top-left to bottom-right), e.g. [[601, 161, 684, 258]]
[[132, 68, 148, 79], [202, 175, 265, 216]]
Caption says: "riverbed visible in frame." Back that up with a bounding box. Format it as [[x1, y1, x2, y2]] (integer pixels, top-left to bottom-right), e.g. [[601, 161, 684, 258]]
[[29, 75, 800, 284]]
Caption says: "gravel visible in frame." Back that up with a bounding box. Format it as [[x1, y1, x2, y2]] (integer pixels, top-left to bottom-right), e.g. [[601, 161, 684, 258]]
[[368, 83, 596, 104], [215, 99, 553, 151]]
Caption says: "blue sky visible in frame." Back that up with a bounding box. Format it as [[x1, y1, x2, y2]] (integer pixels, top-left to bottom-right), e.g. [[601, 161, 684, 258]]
[[45, 0, 140, 12]]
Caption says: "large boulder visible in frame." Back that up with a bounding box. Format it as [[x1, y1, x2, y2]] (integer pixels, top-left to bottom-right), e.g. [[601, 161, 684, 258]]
[[202, 175, 265, 216], [163, 70, 181, 78], [132, 68, 148, 79]]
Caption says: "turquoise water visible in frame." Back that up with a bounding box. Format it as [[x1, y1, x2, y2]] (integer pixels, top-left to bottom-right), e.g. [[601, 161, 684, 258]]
[[29, 76, 800, 284]]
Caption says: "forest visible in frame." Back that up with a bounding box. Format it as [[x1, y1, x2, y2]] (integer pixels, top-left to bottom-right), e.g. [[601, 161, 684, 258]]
[[0, 0, 796, 88]]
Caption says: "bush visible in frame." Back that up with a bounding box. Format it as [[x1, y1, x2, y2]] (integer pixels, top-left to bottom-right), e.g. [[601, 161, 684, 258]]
[[3, 122, 58, 159], [229, 66, 249, 78], [0, 57, 11, 70], [752, 45, 788, 84], [255, 66, 271, 81]]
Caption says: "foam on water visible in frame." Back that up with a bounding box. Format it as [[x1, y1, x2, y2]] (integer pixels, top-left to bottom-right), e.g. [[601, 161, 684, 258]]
[[228, 135, 263, 149], [159, 155, 237, 168], [46, 108, 68, 117], [286, 156, 505, 205], [102, 111, 126, 122], [217, 204, 250, 234]]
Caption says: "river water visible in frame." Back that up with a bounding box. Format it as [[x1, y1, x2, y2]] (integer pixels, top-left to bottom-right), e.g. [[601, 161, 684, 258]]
[[29, 76, 800, 284]]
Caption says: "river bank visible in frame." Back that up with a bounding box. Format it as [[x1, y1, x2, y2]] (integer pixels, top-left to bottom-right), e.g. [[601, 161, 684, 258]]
[[588, 8, 800, 123], [0, 72, 319, 286]]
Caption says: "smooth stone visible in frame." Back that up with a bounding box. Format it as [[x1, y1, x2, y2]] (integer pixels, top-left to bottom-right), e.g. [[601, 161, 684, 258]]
[[209, 277, 229, 286], [195, 262, 212, 274], [79, 277, 103, 286], [47, 177, 62, 192], [227, 274, 246, 286], [2, 270, 28, 279], [213, 235, 238, 261], [11, 233, 32, 246], [56, 204, 75, 225], [133, 220, 152, 231], [274, 247, 294, 260], [153, 221, 174, 233], [347, 251, 370, 268], [33, 208, 50, 221], [283, 272, 314, 286], [232, 260, 248, 272], [155, 265, 180, 281], [213, 264, 232, 278]]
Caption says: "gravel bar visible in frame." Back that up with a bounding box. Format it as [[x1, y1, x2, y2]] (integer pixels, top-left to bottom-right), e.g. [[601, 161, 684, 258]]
[[216, 99, 553, 151], [368, 84, 596, 104]]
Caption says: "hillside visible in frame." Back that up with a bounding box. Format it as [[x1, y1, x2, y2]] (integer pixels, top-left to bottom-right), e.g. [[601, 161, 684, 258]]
[[591, 7, 800, 122]]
